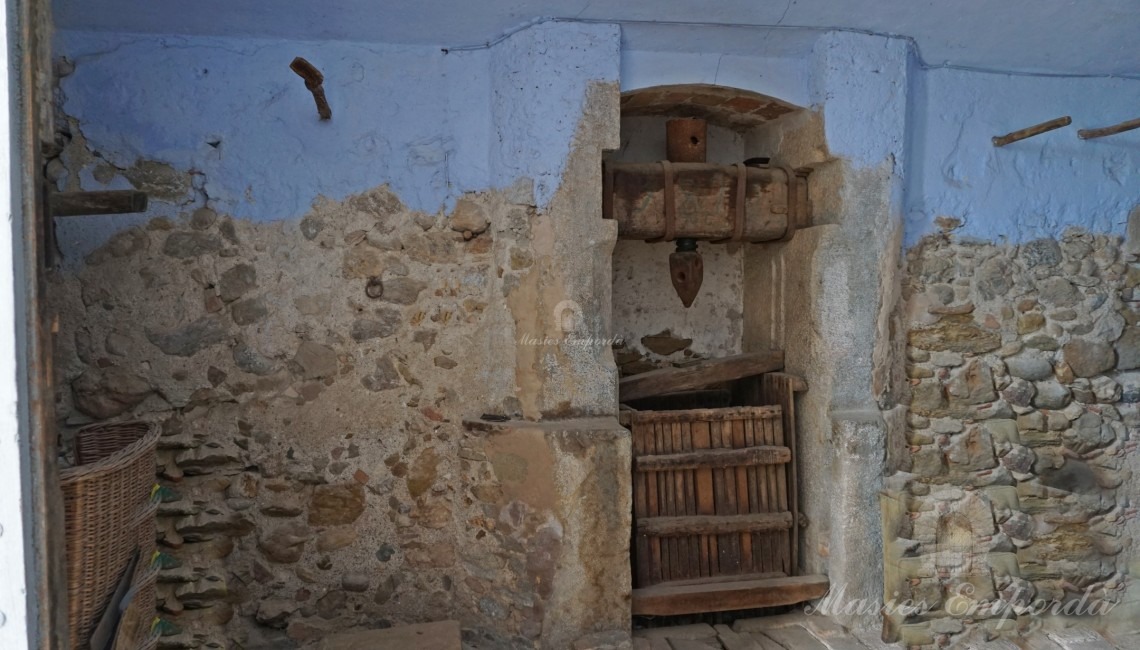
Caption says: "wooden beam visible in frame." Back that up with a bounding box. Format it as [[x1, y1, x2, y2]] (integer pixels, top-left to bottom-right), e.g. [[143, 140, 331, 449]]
[[636, 446, 790, 472], [631, 574, 830, 616], [49, 190, 148, 217], [620, 352, 784, 402], [638, 512, 793, 537]]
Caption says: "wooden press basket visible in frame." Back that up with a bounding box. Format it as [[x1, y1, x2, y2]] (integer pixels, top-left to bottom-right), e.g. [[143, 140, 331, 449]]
[[61, 420, 159, 650]]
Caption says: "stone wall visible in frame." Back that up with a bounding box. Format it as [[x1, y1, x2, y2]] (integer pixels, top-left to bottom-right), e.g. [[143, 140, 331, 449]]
[[48, 65, 631, 649], [884, 222, 1140, 647]]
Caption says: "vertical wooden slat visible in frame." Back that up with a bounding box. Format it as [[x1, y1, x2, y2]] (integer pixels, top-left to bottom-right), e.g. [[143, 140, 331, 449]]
[[681, 421, 698, 579], [644, 419, 662, 584], [771, 410, 790, 574], [717, 419, 742, 574], [732, 417, 752, 572], [669, 420, 689, 580], [691, 419, 714, 577], [632, 419, 650, 586], [783, 379, 799, 575], [744, 417, 765, 573], [658, 421, 674, 581], [761, 412, 777, 573]]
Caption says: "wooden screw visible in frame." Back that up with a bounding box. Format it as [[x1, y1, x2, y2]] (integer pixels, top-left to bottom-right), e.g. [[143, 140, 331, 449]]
[[992, 116, 1071, 147]]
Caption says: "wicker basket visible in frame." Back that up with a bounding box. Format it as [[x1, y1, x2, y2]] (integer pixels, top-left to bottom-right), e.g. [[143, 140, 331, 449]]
[[61, 421, 159, 650]]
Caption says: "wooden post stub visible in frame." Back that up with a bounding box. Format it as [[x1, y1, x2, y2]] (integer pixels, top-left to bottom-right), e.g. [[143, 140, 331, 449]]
[[1078, 117, 1140, 140], [667, 118, 707, 163], [290, 57, 332, 121]]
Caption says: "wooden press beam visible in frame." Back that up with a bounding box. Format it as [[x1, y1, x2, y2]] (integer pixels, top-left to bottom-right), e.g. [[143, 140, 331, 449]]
[[631, 574, 830, 616], [49, 190, 148, 217], [619, 351, 784, 402], [603, 162, 803, 242]]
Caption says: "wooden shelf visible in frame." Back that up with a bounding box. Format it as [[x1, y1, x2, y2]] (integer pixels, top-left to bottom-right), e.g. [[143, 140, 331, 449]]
[[632, 574, 829, 616]]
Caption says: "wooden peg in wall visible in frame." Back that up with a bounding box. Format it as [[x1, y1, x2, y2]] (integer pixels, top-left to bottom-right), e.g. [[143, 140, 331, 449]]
[[992, 116, 1071, 147], [1078, 117, 1140, 140], [290, 57, 332, 121]]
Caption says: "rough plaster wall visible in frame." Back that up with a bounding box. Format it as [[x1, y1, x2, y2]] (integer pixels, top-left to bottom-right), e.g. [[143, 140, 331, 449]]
[[739, 31, 911, 632], [886, 226, 1140, 647], [52, 30, 493, 260], [609, 116, 745, 373], [620, 50, 813, 108], [48, 21, 628, 650], [906, 69, 1140, 246]]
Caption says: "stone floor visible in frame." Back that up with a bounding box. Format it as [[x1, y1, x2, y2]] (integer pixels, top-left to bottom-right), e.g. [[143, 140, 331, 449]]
[[631, 613, 1140, 650]]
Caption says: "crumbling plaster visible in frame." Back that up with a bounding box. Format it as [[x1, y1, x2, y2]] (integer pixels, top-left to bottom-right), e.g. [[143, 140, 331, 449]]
[[49, 19, 630, 649], [45, 5, 1140, 644], [905, 69, 1140, 246]]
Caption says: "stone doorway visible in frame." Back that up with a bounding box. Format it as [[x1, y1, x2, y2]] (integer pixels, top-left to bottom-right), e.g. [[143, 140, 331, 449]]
[[607, 83, 887, 629]]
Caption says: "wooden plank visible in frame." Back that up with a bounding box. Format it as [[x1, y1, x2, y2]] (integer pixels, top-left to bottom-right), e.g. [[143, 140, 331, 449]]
[[631, 574, 830, 616], [639, 513, 793, 537], [659, 421, 676, 582], [636, 446, 791, 471], [669, 421, 688, 580], [715, 420, 742, 574], [691, 420, 714, 578], [680, 421, 698, 580], [633, 417, 651, 587], [646, 421, 662, 584], [769, 374, 801, 575], [49, 190, 148, 216], [620, 352, 784, 402], [761, 414, 779, 573], [743, 417, 761, 572], [732, 418, 752, 573]]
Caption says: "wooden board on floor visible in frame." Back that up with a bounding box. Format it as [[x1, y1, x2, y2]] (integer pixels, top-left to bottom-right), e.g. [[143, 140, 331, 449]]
[[631, 574, 829, 616], [619, 352, 784, 402]]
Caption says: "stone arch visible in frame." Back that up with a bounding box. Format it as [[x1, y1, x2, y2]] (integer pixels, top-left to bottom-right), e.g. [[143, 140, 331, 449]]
[[620, 83, 801, 130]]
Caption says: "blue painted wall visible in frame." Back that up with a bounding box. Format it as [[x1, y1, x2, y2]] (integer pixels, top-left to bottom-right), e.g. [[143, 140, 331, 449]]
[[905, 69, 1140, 245], [57, 31, 492, 219], [55, 23, 1140, 254], [54, 23, 620, 258]]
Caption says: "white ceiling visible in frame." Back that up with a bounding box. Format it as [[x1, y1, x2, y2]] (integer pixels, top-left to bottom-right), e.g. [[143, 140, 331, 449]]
[[53, 0, 1140, 76]]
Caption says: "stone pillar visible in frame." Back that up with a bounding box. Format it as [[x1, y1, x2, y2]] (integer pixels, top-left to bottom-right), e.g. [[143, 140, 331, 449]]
[[463, 417, 632, 649]]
